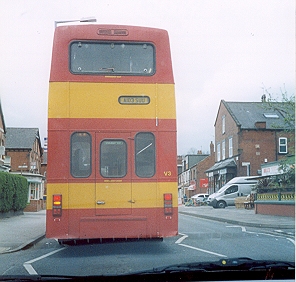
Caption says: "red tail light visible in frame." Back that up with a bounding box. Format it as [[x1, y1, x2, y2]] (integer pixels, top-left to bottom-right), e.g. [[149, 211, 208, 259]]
[[52, 194, 62, 217], [164, 193, 173, 215]]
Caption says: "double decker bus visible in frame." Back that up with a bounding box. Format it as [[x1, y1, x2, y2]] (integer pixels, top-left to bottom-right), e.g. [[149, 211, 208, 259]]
[[46, 24, 177, 242]]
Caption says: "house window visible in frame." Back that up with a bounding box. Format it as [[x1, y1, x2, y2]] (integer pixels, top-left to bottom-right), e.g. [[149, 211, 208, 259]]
[[222, 115, 225, 134], [30, 182, 41, 200], [217, 143, 221, 162], [229, 137, 233, 158], [279, 137, 287, 154], [222, 140, 225, 160]]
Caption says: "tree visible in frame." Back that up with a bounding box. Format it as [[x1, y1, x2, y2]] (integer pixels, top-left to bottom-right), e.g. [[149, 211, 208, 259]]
[[262, 87, 295, 187], [264, 87, 295, 130]]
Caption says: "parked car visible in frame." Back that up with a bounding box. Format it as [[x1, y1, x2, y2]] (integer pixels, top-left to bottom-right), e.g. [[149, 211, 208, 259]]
[[191, 193, 209, 204]]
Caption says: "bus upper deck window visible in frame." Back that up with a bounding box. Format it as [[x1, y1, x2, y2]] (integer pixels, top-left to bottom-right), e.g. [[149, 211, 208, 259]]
[[70, 132, 92, 178], [135, 132, 155, 178], [70, 41, 155, 76]]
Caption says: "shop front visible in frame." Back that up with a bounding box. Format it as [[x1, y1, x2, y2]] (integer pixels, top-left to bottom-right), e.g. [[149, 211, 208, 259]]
[[206, 158, 237, 194]]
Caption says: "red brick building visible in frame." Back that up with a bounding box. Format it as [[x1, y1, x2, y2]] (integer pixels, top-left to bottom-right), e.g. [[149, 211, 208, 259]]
[[191, 142, 215, 195], [178, 152, 210, 199], [6, 128, 43, 174], [6, 128, 45, 211], [206, 99, 294, 193]]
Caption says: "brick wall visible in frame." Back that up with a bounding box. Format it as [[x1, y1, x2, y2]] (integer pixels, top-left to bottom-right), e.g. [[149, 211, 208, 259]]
[[255, 202, 295, 217], [6, 150, 30, 172], [24, 199, 45, 212], [237, 130, 276, 175], [215, 102, 239, 161], [195, 142, 215, 194], [195, 154, 215, 193]]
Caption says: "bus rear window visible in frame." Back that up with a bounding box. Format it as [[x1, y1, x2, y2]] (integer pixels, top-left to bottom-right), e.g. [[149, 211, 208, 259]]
[[70, 41, 155, 76], [135, 132, 155, 178], [100, 140, 127, 178], [70, 132, 92, 178]]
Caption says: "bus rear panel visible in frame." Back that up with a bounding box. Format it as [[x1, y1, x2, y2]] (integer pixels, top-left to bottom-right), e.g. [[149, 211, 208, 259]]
[[46, 25, 177, 241]]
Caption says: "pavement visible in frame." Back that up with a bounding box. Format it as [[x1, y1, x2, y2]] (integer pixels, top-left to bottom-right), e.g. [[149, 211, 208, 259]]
[[0, 210, 46, 254], [0, 206, 294, 254]]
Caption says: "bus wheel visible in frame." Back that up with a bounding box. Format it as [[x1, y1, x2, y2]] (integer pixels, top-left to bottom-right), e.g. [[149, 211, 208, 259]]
[[217, 201, 226, 208]]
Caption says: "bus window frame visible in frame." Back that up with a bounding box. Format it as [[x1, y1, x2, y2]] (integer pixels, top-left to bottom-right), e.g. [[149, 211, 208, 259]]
[[69, 40, 156, 76]]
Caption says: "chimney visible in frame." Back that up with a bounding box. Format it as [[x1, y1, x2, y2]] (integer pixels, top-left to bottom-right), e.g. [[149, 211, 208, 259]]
[[255, 121, 266, 129], [210, 141, 214, 156]]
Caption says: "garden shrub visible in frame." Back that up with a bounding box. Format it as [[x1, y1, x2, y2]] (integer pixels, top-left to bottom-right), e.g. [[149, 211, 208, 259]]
[[0, 172, 28, 212]]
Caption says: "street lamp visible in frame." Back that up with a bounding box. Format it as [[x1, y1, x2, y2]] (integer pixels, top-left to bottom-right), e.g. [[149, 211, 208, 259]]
[[54, 17, 97, 28]]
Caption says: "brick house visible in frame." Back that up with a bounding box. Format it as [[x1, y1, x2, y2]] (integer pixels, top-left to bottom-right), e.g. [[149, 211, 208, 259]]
[[178, 152, 209, 199], [6, 128, 45, 211], [192, 141, 215, 195], [206, 99, 294, 193]]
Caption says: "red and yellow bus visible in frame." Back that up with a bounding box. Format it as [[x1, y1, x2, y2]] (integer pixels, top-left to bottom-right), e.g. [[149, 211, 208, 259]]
[[46, 24, 177, 242]]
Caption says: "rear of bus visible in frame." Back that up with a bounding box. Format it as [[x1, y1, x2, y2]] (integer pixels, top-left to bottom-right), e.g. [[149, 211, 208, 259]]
[[46, 25, 177, 241]]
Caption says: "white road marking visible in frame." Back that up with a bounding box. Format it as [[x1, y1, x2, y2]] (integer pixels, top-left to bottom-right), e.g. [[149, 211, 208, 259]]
[[227, 225, 295, 245], [175, 233, 188, 244], [23, 247, 66, 275], [179, 218, 295, 258], [287, 238, 295, 245], [175, 232, 227, 258], [23, 263, 38, 275], [226, 225, 246, 232], [178, 243, 227, 258], [275, 229, 283, 233]]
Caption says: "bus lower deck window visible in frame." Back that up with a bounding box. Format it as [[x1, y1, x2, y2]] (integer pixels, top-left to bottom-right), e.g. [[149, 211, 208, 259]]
[[100, 140, 127, 178], [70, 132, 92, 178], [135, 132, 155, 178]]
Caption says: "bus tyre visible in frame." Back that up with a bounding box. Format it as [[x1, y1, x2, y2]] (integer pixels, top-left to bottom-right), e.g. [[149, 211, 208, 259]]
[[217, 201, 226, 208]]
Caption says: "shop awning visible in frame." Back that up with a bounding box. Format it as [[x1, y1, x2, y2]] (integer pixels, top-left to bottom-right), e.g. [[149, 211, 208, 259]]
[[205, 158, 237, 173]]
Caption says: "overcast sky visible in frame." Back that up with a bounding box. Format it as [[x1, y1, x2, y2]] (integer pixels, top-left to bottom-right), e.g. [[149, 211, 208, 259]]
[[0, 0, 294, 155]]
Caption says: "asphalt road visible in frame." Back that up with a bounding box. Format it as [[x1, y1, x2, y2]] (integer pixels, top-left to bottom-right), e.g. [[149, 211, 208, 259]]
[[0, 213, 294, 276]]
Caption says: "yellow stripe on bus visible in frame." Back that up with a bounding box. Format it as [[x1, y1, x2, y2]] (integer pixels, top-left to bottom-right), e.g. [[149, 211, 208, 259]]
[[48, 82, 175, 119], [46, 182, 177, 209]]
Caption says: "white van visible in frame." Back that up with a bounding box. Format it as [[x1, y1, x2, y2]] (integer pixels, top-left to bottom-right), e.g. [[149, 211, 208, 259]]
[[207, 177, 258, 208]]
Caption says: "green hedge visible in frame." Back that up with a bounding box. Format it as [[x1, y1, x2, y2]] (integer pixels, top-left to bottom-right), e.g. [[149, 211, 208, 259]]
[[0, 172, 28, 212]]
